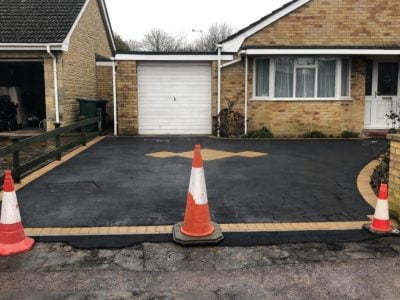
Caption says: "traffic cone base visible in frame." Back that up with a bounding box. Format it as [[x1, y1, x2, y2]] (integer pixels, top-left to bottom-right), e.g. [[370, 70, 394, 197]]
[[173, 222, 224, 246], [362, 223, 400, 236], [0, 236, 34, 256], [370, 218, 392, 232]]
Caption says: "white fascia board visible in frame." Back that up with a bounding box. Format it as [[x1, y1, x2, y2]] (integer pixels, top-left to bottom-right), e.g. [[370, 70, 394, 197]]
[[0, 58, 44, 62], [220, 0, 311, 53], [115, 54, 234, 61], [0, 43, 64, 51], [62, 0, 91, 52], [96, 61, 115, 66], [98, 0, 116, 51], [245, 48, 400, 55]]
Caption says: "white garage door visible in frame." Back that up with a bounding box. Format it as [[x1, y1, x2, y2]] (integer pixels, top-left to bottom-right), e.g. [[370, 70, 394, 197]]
[[137, 61, 212, 135]]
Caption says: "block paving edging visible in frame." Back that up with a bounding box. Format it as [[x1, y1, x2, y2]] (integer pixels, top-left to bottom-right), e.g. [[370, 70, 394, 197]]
[[25, 221, 368, 237]]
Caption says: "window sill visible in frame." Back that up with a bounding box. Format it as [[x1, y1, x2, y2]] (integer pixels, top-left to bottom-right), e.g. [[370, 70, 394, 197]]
[[250, 97, 354, 102]]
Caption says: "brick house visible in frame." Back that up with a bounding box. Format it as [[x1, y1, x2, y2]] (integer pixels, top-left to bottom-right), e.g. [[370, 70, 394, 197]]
[[0, 0, 115, 130], [111, 0, 400, 136]]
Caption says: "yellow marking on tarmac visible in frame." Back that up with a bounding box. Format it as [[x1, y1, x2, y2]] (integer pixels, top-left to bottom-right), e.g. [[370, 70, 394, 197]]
[[24, 221, 369, 237], [237, 151, 267, 158], [145, 151, 176, 158], [357, 159, 380, 209], [146, 148, 267, 161]]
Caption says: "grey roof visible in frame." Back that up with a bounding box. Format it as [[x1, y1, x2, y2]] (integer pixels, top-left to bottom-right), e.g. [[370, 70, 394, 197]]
[[0, 0, 86, 44]]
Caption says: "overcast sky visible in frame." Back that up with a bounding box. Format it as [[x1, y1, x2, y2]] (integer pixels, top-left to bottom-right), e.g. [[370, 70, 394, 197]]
[[105, 0, 290, 41]]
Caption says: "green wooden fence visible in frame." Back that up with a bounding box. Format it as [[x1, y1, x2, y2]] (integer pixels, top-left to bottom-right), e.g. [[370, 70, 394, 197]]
[[0, 112, 102, 187]]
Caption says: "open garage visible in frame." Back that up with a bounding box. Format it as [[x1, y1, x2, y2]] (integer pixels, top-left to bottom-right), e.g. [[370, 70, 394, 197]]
[[0, 61, 46, 131]]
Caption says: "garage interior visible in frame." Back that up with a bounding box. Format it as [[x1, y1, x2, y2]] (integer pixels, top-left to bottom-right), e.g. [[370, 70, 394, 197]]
[[0, 61, 46, 131]]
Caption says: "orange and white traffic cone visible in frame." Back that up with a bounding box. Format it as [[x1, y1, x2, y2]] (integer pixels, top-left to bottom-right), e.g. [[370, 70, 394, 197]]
[[173, 145, 223, 245], [363, 183, 399, 235], [0, 170, 35, 256]]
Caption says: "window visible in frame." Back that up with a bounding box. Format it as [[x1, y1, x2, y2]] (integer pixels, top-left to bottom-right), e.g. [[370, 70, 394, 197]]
[[318, 59, 336, 98], [295, 58, 316, 98], [341, 59, 350, 97], [254, 57, 351, 100], [255, 59, 269, 97], [377, 62, 399, 96], [275, 57, 294, 97]]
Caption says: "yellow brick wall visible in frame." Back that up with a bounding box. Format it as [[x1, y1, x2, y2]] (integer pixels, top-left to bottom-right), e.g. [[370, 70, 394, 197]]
[[116, 61, 138, 135], [217, 57, 365, 136], [96, 65, 114, 123], [60, 0, 113, 124], [244, 0, 400, 47], [388, 136, 400, 221]]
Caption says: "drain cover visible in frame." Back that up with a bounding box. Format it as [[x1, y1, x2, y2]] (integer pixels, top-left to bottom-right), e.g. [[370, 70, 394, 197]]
[[48, 181, 99, 193]]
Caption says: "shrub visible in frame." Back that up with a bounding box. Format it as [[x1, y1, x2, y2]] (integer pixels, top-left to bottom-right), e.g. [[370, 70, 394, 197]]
[[370, 148, 389, 195], [340, 130, 360, 138], [300, 131, 327, 138], [244, 127, 274, 138], [213, 98, 245, 137]]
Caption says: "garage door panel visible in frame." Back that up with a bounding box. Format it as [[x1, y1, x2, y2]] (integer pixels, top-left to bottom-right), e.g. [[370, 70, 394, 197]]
[[138, 61, 212, 135]]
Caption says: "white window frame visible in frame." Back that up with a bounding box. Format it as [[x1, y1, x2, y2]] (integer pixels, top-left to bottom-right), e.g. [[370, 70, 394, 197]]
[[253, 57, 274, 100], [294, 57, 317, 98], [252, 56, 352, 101]]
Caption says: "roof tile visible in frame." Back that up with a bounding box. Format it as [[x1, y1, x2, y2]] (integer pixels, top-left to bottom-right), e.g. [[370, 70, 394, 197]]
[[0, 0, 87, 44]]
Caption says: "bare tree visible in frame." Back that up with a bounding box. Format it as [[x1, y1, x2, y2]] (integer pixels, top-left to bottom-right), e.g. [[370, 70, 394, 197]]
[[193, 22, 235, 52], [114, 23, 235, 53], [127, 39, 144, 51], [140, 28, 187, 52]]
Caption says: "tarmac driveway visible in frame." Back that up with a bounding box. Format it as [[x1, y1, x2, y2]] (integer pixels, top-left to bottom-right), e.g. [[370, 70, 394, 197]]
[[17, 137, 387, 227]]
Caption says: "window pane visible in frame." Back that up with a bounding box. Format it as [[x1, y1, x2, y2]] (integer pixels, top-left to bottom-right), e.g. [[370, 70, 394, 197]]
[[296, 57, 315, 65], [365, 60, 373, 96], [341, 59, 350, 97], [296, 68, 315, 97], [255, 59, 269, 97], [318, 59, 336, 97], [275, 57, 294, 97], [378, 62, 399, 96]]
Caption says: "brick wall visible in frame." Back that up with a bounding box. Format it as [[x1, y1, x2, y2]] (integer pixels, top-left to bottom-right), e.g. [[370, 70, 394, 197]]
[[60, 0, 113, 124], [43, 56, 64, 130], [387, 134, 400, 221], [96, 65, 114, 124], [116, 61, 138, 135], [215, 0, 390, 136], [217, 57, 366, 136], [244, 0, 400, 47]]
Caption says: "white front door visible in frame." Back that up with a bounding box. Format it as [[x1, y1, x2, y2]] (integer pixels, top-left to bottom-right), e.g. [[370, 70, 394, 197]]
[[365, 59, 400, 129], [137, 62, 212, 135]]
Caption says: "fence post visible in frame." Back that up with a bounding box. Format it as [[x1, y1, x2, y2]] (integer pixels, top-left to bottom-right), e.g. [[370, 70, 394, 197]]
[[10, 137, 21, 183], [79, 116, 86, 146], [97, 108, 102, 133], [54, 122, 62, 160]]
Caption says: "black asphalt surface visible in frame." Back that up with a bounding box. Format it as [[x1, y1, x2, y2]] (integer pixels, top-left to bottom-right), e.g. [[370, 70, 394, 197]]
[[17, 137, 387, 230], [36, 230, 383, 249]]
